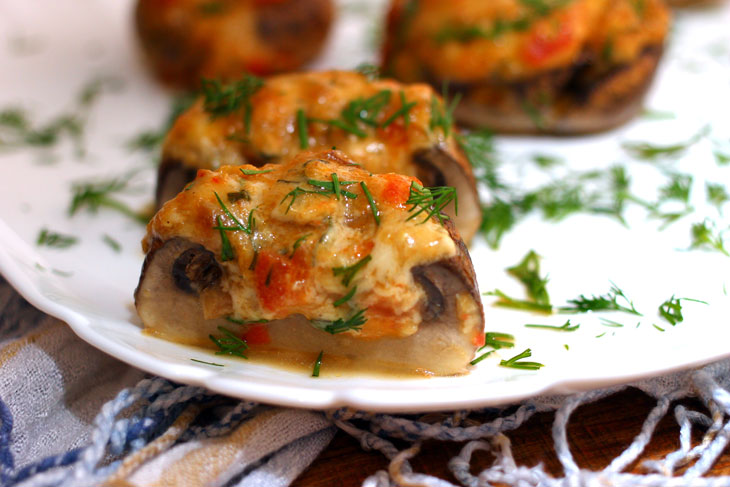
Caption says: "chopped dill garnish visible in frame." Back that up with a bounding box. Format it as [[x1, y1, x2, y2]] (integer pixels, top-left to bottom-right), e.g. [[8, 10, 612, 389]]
[[485, 289, 553, 313], [499, 349, 544, 370], [36, 228, 78, 249], [658, 296, 707, 326], [227, 190, 251, 203], [707, 183, 729, 212], [102, 234, 121, 252], [483, 332, 515, 350], [296, 108, 309, 149], [307, 175, 358, 200], [311, 308, 368, 334], [532, 154, 564, 168], [333, 255, 372, 287], [469, 350, 494, 366], [653, 324, 665, 332], [69, 176, 149, 224], [715, 151, 730, 166], [406, 182, 457, 225], [525, 320, 579, 331], [381, 91, 417, 129], [225, 316, 269, 325], [201, 75, 264, 133], [213, 192, 253, 234], [599, 318, 625, 328], [429, 88, 460, 137], [689, 220, 729, 256], [457, 129, 503, 191], [355, 63, 381, 80], [190, 358, 224, 367], [240, 168, 273, 175], [290, 234, 310, 257], [312, 350, 324, 377], [507, 250, 550, 306], [280, 187, 322, 213], [659, 173, 692, 204], [308, 90, 391, 138], [216, 216, 235, 261], [560, 283, 641, 316], [360, 182, 380, 225], [333, 286, 357, 308], [622, 125, 709, 161], [209, 326, 249, 358]]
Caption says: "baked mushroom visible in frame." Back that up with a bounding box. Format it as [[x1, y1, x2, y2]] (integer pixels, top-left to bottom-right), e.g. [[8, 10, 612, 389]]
[[382, 0, 671, 134], [135, 0, 334, 88], [157, 70, 481, 242], [136, 150, 485, 376]]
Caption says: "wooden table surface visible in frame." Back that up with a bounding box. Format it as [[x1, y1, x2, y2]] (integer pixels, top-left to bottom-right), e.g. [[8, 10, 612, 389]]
[[293, 387, 730, 486]]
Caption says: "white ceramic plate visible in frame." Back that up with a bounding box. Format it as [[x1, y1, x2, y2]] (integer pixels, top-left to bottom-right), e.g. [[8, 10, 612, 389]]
[[1, 0, 730, 412]]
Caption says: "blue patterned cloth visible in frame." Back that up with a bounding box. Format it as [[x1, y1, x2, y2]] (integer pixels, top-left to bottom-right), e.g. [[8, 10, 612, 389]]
[[4, 274, 730, 487]]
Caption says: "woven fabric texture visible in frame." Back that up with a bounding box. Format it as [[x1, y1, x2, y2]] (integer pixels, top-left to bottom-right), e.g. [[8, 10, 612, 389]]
[[3, 276, 730, 487]]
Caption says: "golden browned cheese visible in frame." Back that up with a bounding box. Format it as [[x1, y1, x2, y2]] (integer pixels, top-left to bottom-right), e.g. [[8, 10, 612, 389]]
[[135, 0, 333, 87], [160, 70, 481, 241], [144, 150, 478, 341], [164, 70, 468, 178], [383, 0, 670, 83]]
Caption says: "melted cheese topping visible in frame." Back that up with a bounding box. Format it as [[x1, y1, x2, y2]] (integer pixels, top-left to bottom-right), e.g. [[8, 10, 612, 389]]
[[163, 70, 468, 180], [384, 0, 670, 83], [136, 0, 332, 82], [145, 150, 458, 339]]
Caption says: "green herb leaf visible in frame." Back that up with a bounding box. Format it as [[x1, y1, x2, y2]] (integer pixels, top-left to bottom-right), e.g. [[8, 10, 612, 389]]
[[622, 126, 709, 161], [209, 326, 249, 358], [406, 181, 457, 225], [560, 283, 641, 316], [333, 255, 372, 287], [297, 108, 309, 149], [360, 182, 380, 225], [240, 168, 273, 175], [201, 76, 264, 129], [485, 289, 553, 313], [216, 216, 235, 261], [312, 350, 324, 377], [525, 320, 579, 331], [69, 177, 149, 224], [102, 234, 121, 252], [190, 358, 224, 367], [507, 250, 550, 306], [499, 348, 544, 370], [689, 220, 729, 256], [311, 308, 368, 334], [469, 350, 494, 366], [333, 286, 357, 308], [36, 228, 78, 248], [213, 192, 253, 234]]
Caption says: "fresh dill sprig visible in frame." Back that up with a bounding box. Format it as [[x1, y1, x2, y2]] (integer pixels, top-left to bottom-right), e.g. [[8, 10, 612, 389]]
[[36, 228, 78, 249], [209, 326, 249, 358], [308, 90, 392, 138], [102, 234, 121, 252], [213, 192, 253, 234], [240, 168, 273, 175], [469, 350, 494, 366], [659, 296, 707, 326], [333, 255, 372, 287], [406, 182, 457, 225], [333, 286, 357, 307], [689, 220, 729, 256], [429, 88, 461, 137], [308, 175, 358, 200], [499, 348, 544, 370], [225, 316, 269, 325], [525, 320, 579, 331], [485, 289, 553, 313], [312, 351, 324, 377], [280, 187, 323, 213], [599, 317, 625, 328], [290, 234, 310, 258], [381, 91, 417, 129], [311, 308, 368, 334], [480, 199, 518, 250], [69, 177, 149, 224], [190, 358, 224, 367], [201, 75, 264, 118], [297, 108, 309, 149], [483, 332, 515, 350], [507, 250, 550, 306], [457, 129, 505, 191], [360, 182, 380, 225], [216, 216, 235, 261], [622, 125, 709, 161], [659, 173, 692, 204], [707, 183, 729, 213], [560, 283, 642, 316]]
